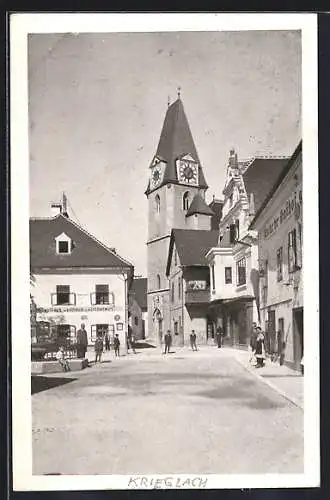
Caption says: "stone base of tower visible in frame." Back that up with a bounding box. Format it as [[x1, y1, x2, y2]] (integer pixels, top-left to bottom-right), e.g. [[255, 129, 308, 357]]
[[147, 290, 170, 346]]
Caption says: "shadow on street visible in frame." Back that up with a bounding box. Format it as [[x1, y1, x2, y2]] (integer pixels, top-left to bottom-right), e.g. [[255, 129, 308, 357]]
[[31, 376, 78, 395]]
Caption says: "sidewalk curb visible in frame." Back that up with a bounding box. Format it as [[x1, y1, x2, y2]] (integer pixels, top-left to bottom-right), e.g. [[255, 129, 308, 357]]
[[233, 354, 304, 410]]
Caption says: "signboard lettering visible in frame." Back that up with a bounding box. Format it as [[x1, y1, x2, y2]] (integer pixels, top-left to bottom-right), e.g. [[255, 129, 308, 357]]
[[37, 305, 117, 313], [263, 189, 302, 239]]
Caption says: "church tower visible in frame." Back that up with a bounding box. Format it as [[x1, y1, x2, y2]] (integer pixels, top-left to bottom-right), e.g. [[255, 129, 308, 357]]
[[145, 93, 209, 342]]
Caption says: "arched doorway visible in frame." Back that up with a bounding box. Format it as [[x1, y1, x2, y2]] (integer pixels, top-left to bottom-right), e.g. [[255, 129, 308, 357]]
[[153, 308, 163, 346]]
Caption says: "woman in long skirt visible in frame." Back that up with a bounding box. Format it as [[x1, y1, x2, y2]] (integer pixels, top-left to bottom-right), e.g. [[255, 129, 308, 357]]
[[255, 328, 265, 368]]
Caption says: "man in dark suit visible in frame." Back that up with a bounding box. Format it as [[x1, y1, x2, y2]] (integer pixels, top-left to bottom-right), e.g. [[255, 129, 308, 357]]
[[164, 330, 172, 354], [76, 323, 88, 358]]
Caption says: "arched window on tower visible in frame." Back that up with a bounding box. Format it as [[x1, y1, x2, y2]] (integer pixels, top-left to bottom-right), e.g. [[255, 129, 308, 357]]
[[155, 194, 160, 214], [183, 191, 190, 211], [156, 274, 161, 290]]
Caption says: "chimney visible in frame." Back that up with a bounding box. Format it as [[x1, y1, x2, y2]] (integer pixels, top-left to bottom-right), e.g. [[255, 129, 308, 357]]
[[62, 192, 69, 217], [51, 203, 62, 217], [110, 248, 116, 254], [229, 149, 235, 167]]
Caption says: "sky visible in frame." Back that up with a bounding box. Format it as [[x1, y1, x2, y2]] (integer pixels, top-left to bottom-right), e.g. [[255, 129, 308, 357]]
[[28, 30, 301, 276]]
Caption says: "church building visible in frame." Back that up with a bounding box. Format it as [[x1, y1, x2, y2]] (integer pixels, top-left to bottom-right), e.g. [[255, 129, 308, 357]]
[[145, 94, 213, 344]]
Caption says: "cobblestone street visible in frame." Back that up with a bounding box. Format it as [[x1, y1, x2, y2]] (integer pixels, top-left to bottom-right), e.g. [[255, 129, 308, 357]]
[[32, 346, 303, 475]]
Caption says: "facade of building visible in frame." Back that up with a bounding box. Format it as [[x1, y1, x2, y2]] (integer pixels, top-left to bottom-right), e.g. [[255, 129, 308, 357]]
[[128, 278, 148, 341], [166, 227, 218, 346], [206, 149, 290, 348], [145, 95, 210, 343], [249, 141, 302, 370], [30, 203, 133, 347]]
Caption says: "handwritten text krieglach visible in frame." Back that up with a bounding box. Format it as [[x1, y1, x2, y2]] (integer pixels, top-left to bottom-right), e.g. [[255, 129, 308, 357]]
[[127, 476, 208, 489]]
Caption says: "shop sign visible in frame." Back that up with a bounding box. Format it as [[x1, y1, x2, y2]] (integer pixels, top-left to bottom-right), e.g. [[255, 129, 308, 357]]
[[263, 189, 302, 239], [37, 305, 116, 313]]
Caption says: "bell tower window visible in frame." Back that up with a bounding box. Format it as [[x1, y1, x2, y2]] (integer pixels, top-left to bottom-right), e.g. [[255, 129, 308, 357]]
[[183, 191, 190, 211], [155, 195, 160, 213]]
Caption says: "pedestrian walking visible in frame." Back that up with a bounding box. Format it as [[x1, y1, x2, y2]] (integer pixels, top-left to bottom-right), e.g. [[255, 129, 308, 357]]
[[56, 346, 70, 372], [94, 333, 103, 363], [255, 327, 265, 368], [114, 334, 120, 357], [215, 325, 224, 348], [104, 332, 110, 351], [76, 323, 88, 359], [164, 330, 172, 354], [249, 322, 258, 364], [190, 330, 198, 351]]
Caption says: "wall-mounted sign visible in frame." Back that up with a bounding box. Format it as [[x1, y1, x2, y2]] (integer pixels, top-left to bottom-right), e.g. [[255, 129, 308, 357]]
[[116, 322, 123, 331], [37, 305, 116, 314], [263, 189, 302, 240], [152, 295, 163, 309], [114, 314, 121, 321]]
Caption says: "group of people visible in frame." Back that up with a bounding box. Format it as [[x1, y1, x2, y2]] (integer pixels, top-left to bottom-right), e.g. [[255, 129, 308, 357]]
[[163, 329, 198, 354], [94, 331, 121, 363]]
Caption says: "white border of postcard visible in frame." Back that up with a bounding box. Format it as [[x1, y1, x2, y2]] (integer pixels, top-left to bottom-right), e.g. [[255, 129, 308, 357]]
[[10, 12, 319, 490]]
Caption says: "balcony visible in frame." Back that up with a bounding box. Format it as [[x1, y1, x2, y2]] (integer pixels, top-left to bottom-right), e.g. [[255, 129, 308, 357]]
[[185, 288, 210, 305]]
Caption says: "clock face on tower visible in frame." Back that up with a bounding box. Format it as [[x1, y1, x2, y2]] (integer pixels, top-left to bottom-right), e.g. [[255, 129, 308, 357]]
[[176, 157, 199, 185], [150, 159, 165, 189]]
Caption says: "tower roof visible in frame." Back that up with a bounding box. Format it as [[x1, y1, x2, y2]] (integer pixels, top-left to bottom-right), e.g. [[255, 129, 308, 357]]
[[146, 98, 208, 194], [186, 193, 214, 217]]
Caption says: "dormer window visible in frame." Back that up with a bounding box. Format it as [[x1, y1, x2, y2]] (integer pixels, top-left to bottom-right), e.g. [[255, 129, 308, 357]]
[[55, 232, 72, 255], [58, 241, 69, 253]]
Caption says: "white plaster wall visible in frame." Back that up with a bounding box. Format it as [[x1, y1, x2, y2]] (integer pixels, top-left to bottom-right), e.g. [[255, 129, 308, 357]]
[[34, 271, 127, 345]]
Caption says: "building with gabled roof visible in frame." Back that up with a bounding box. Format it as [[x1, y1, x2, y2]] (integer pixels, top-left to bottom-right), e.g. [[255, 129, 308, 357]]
[[249, 141, 303, 370], [206, 148, 290, 349], [166, 229, 219, 346], [30, 199, 134, 347]]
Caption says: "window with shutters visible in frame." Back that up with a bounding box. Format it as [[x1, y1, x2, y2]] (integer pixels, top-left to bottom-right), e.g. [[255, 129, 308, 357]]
[[288, 229, 297, 273], [277, 247, 283, 282], [95, 284, 109, 304], [90, 286, 114, 305], [236, 258, 246, 286], [52, 285, 76, 306]]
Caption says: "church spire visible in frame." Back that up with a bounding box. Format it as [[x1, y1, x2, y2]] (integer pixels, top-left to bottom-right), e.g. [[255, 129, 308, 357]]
[[145, 96, 208, 194]]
